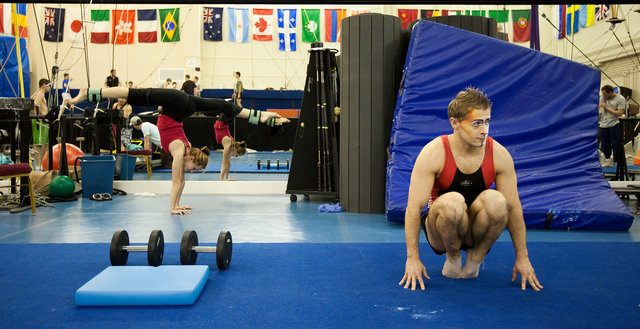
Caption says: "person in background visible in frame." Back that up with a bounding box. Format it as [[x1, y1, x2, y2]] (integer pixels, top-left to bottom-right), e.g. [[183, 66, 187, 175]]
[[105, 69, 120, 88], [598, 84, 626, 167], [112, 98, 133, 119], [232, 71, 243, 107], [130, 116, 161, 151]]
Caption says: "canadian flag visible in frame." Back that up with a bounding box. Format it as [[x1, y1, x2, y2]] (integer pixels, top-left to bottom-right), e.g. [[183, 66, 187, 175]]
[[252, 8, 273, 41]]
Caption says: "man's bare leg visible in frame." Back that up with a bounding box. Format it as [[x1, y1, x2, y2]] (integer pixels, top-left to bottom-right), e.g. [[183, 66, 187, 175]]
[[429, 193, 469, 279], [460, 190, 508, 278], [66, 87, 130, 106]]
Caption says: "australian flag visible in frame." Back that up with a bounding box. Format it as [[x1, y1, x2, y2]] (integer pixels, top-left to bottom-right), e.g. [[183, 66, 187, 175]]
[[44, 7, 65, 42], [278, 9, 297, 52], [203, 7, 223, 41]]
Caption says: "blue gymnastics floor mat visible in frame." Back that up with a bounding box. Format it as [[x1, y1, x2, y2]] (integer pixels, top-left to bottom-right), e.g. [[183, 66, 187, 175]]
[[386, 20, 633, 230], [75, 265, 209, 306]]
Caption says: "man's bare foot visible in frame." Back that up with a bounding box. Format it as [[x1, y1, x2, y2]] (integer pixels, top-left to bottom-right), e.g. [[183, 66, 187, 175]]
[[275, 117, 290, 125], [460, 251, 482, 279], [177, 205, 192, 210], [171, 208, 190, 215], [66, 88, 87, 106], [441, 255, 462, 279]]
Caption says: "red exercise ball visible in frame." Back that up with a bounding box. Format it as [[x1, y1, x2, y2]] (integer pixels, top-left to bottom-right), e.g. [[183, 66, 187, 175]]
[[42, 143, 85, 170]]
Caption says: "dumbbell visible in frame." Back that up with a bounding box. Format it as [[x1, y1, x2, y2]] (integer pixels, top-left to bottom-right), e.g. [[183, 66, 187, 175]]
[[180, 230, 233, 270], [276, 160, 290, 170], [110, 230, 164, 267]]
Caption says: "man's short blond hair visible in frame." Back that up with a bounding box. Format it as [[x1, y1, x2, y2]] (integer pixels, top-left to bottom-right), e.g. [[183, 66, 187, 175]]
[[447, 87, 492, 120]]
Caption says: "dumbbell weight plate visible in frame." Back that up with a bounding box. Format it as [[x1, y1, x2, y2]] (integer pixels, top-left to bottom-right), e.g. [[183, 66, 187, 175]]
[[180, 230, 199, 265], [216, 231, 233, 271], [110, 230, 130, 266], [147, 230, 165, 267]]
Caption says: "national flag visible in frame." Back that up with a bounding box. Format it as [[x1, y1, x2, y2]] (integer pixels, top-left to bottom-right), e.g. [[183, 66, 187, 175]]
[[112, 10, 135, 44], [579, 5, 588, 28], [159, 8, 180, 42], [566, 5, 580, 36], [466, 10, 486, 17], [277, 9, 296, 52], [558, 5, 566, 39], [12, 3, 27, 38], [0, 4, 9, 34], [65, 9, 83, 45], [489, 10, 509, 23], [137, 9, 157, 43], [252, 8, 273, 41], [90, 9, 110, 43], [586, 5, 596, 27], [324, 9, 345, 42], [595, 5, 609, 21], [512, 9, 531, 42], [44, 7, 64, 42], [203, 7, 222, 42], [397, 9, 417, 29], [228, 8, 249, 43], [301, 9, 320, 43]]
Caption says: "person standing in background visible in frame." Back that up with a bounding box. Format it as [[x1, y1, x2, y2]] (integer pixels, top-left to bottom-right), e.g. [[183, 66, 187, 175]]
[[232, 71, 243, 107], [105, 69, 121, 88]]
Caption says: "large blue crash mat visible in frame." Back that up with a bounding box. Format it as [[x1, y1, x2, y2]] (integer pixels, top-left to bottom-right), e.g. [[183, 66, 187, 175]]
[[75, 265, 209, 306], [386, 20, 633, 230]]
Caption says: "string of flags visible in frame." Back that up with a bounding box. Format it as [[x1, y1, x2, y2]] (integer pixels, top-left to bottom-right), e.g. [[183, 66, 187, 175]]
[[3, 5, 613, 50], [36, 6, 353, 52]]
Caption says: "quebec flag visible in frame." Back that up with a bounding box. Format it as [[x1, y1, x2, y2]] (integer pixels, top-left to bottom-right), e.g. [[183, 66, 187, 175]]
[[278, 9, 297, 52]]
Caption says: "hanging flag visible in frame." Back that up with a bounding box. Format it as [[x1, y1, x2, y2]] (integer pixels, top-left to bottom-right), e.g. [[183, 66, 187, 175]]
[[252, 8, 273, 41], [90, 9, 110, 43], [44, 7, 64, 42], [112, 10, 135, 44], [228, 8, 249, 43], [585, 5, 596, 27], [595, 5, 609, 21], [137, 9, 157, 43], [66, 9, 83, 45], [489, 10, 509, 23], [0, 4, 9, 34], [397, 9, 417, 29], [512, 9, 531, 42], [203, 7, 222, 42], [12, 3, 27, 38], [159, 8, 180, 42], [557, 5, 565, 39], [277, 9, 296, 52], [324, 9, 345, 42], [566, 5, 580, 36], [579, 5, 588, 28], [466, 10, 486, 17], [301, 9, 320, 43]]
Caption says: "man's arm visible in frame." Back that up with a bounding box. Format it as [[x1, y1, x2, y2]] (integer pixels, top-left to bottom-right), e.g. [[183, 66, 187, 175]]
[[493, 143, 542, 291], [400, 140, 441, 291], [143, 135, 151, 150], [600, 101, 624, 117]]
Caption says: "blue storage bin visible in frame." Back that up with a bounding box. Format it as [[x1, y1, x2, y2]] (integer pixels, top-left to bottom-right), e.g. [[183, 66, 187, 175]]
[[115, 154, 136, 181], [80, 155, 115, 198]]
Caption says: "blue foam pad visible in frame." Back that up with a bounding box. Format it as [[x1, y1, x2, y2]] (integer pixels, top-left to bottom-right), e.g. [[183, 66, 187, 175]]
[[75, 265, 209, 306], [601, 164, 640, 174]]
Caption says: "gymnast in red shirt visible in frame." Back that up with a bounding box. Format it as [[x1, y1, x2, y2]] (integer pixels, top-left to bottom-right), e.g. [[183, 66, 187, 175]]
[[214, 114, 247, 181], [66, 86, 289, 214]]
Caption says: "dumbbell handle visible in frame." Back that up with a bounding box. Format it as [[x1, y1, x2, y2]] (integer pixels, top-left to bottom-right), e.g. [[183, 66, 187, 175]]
[[192, 246, 217, 253], [122, 245, 148, 252]]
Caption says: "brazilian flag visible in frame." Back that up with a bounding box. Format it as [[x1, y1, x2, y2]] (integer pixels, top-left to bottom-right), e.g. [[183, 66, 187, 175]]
[[159, 8, 180, 42]]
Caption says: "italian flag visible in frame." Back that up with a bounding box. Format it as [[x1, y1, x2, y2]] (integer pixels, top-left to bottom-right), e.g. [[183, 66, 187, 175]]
[[91, 9, 110, 44]]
